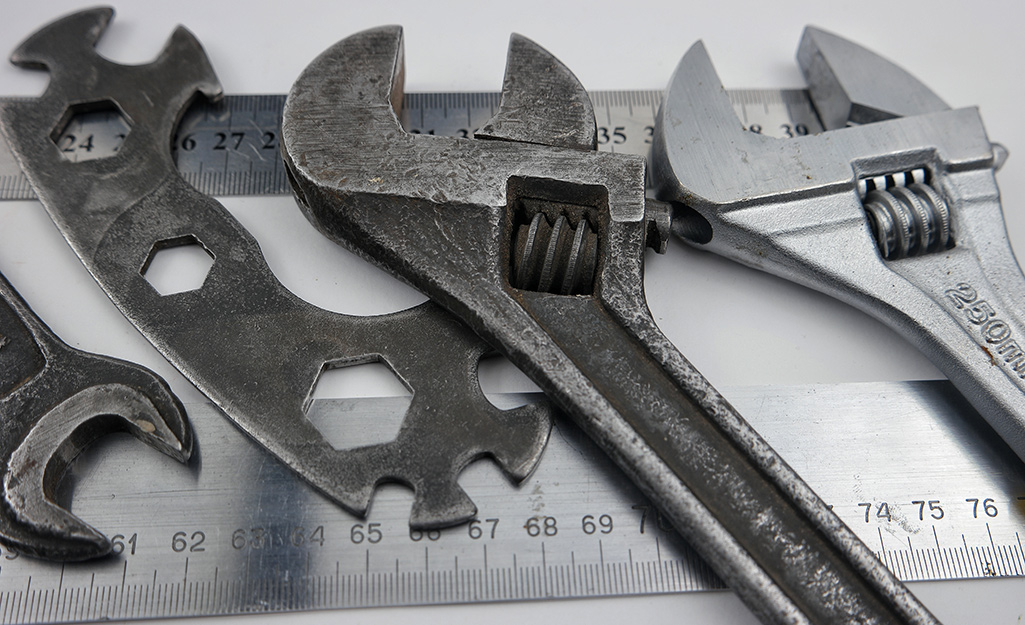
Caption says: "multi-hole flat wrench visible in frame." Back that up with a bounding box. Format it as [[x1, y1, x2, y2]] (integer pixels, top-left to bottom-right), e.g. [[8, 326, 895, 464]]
[[652, 27, 1025, 460], [282, 27, 939, 625], [0, 8, 553, 529], [0, 270, 191, 561]]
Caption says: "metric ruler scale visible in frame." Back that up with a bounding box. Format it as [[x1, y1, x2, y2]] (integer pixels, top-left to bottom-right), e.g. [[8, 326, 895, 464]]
[[0, 381, 1022, 623], [0, 89, 821, 200]]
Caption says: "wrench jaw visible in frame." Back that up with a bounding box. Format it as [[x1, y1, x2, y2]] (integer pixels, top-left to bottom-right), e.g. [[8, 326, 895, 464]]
[[8, 6, 113, 74], [283, 25, 408, 159], [0, 272, 191, 561], [10, 6, 222, 103], [2, 382, 191, 562], [649, 40, 740, 248], [0, 493, 111, 562]]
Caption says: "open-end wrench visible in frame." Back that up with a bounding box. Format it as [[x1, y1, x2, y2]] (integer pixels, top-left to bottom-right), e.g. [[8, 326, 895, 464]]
[[0, 8, 553, 529], [0, 270, 191, 561], [282, 26, 939, 624], [652, 27, 1025, 461]]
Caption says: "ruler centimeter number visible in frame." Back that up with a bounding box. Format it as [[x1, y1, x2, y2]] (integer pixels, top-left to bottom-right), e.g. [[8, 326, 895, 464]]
[[0, 89, 821, 200], [0, 382, 1022, 623]]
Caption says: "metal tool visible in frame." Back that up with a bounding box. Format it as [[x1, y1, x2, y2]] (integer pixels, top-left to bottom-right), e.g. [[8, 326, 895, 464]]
[[0, 8, 554, 529], [1, 380, 1022, 623], [281, 26, 938, 624], [0, 270, 191, 561], [651, 27, 1025, 462]]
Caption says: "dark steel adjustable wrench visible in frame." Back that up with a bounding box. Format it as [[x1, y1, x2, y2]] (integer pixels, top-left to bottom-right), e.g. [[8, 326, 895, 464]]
[[651, 27, 1025, 463], [281, 26, 939, 624], [0, 271, 191, 561]]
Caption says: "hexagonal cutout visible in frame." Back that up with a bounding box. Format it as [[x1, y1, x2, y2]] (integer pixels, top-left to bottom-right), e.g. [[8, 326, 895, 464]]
[[50, 100, 131, 162], [305, 359, 412, 450], [141, 235, 215, 296]]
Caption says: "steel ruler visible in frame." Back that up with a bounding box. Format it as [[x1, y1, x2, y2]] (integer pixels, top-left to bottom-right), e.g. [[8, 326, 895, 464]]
[[0, 381, 1022, 623], [0, 89, 822, 200]]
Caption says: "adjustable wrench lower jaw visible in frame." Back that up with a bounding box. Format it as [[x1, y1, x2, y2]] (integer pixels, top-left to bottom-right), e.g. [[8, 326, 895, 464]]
[[284, 26, 939, 625], [653, 30, 1025, 463], [0, 274, 191, 561]]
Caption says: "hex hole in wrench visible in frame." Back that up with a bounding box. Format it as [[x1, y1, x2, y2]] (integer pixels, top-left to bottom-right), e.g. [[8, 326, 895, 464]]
[[476, 352, 540, 410], [140, 235, 215, 296], [49, 100, 132, 162], [305, 359, 413, 450]]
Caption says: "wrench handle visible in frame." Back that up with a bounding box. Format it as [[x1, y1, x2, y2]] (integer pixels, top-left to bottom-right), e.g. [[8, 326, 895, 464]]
[[514, 291, 930, 625]]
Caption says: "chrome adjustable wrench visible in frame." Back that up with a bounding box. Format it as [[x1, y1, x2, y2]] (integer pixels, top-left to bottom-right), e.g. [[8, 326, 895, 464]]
[[652, 27, 1025, 460], [0, 270, 191, 561], [282, 26, 939, 624]]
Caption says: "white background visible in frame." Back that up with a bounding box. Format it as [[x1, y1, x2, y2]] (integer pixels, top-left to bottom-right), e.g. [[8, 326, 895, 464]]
[[2, 1, 1025, 623]]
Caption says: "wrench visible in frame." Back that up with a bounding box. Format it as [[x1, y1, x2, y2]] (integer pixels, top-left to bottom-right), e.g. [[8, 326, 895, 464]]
[[0, 271, 191, 561], [651, 27, 1025, 462], [0, 7, 554, 529], [281, 26, 938, 624]]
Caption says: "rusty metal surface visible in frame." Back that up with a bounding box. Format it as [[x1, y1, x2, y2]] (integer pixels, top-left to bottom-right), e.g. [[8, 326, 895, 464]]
[[281, 25, 939, 624]]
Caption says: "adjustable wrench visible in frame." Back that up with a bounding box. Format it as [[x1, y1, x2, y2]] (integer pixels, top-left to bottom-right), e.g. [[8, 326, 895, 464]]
[[282, 27, 938, 624], [0, 270, 191, 561], [652, 27, 1025, 462]]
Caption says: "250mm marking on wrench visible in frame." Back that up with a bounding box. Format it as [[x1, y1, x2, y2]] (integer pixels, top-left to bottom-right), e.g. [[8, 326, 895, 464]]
[[945, 282, 1025, 379]]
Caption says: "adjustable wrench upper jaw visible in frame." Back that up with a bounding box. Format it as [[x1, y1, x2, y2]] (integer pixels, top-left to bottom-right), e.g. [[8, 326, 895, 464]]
[[797, 26, 950, 130], [283, 26, 596, 164], [283, 26, 613, 212]]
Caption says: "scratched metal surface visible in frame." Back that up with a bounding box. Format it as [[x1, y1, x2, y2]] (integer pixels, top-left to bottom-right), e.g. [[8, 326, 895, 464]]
[[2, 3, 1025, 623]]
